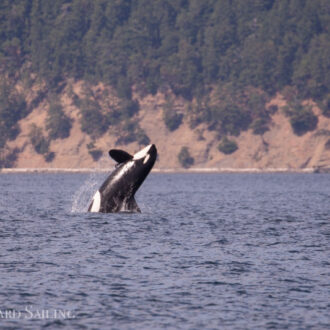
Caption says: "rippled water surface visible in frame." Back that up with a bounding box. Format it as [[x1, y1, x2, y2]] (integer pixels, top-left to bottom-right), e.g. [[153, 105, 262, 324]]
[[0, 173, 329, 329]]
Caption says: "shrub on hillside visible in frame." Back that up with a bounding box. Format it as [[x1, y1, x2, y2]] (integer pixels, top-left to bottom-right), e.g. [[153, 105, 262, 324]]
[[87, 142, 103, 161], [187, 96, 213, 129], [119, 99, 140, 119], [178, 147, 194, 168], [164, 110, 183, 131], [211, 104, 251, 136], [251, 118, 269, 135], [0, 147, 19, 168], [162, 99, 184, 131], [321, 95, 330, 118], [45, 152, 55, 162], [268, 105, 278, 114], [135, 128, 150, 146], [79, 99, 109, 138], [116, 121, 150, 146], [29, 124, 55, 161], [218, 137, 238, 155], [29, 124, 49, 155], [0, 81, 28, 147], [283, 101, 318, 136], [325, 138, 330, 150], [29, 124, 55, 163], [89, 149, 102, 161], [290, 110, 318, 136], [46, 101, 72, 140]]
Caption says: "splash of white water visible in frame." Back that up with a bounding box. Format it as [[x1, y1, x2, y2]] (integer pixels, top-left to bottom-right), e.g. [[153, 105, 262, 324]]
[[71, 155, 114, 213], [71, 172, 100, 213]]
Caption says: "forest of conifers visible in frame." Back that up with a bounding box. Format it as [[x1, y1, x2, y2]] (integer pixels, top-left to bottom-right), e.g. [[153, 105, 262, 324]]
[[0, 0, 330, 157]]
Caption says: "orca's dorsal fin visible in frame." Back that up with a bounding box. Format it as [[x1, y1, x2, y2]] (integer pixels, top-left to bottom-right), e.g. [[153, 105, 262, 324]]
[[109, 149, 133, 163]]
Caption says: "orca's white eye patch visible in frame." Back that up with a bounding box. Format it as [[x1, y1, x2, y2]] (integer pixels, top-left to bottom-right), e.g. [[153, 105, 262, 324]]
[[143, 154, 150, 164], [133, 144, 152, 160]]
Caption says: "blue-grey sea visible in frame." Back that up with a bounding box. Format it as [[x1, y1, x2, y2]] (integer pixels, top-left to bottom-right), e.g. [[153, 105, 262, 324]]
[[0, 173, 329, 329]]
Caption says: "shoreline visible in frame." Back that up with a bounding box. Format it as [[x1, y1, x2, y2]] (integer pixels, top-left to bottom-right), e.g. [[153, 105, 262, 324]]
[[0, 167, 327, 174]]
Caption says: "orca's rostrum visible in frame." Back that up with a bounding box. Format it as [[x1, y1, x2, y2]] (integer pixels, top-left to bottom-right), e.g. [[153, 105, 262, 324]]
[[88, 144, 157, 213]]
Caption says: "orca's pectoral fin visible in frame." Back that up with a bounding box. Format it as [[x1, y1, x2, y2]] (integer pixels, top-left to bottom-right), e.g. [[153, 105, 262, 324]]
[[126, 197, 141, 213], [109, 149, 133, 163]]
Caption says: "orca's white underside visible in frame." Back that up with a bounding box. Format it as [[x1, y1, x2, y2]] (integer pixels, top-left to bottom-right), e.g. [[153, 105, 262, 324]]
[[90, 190, 101, 212]]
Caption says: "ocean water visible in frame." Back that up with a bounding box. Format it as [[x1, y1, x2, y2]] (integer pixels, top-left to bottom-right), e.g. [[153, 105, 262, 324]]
[[0, 173, 329, 329]]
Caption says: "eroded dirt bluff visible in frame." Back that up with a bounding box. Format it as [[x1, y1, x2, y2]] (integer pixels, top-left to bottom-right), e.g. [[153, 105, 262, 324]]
[[6, 81, 330, 171]]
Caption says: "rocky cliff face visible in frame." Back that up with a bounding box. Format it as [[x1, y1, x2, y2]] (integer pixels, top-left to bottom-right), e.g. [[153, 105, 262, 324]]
[[5, 80, 330, 171]]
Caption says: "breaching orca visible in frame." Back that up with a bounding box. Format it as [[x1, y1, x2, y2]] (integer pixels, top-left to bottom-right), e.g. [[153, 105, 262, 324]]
[[88, 144, 157, 213]]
